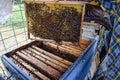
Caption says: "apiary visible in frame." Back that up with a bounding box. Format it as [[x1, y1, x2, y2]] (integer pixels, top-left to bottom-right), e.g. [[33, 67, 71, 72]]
[[1, 0, 101, 80]]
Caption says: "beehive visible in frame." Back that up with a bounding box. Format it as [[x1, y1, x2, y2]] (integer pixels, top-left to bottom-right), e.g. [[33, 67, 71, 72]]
[[5, 38, 91, 80], [23, 0, 87, 43], [2, 1, 96, 80]]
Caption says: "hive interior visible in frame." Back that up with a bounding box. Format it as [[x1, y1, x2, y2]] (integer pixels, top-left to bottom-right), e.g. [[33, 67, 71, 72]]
[[6, 40, 91, 80]]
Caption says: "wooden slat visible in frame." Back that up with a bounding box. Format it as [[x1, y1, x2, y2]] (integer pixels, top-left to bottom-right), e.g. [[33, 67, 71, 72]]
[[23, 0, 87, 5], [79, 4, 86, 46], [24, 3, 30, 39], [32, 45, 72, 66], [28, 47, 69, 69], [10, 57, 38, 80], [80, 44, 88, 50], [22, 50, 66, 73], [12, 55, 50, 80], [61, 41, 84, 51], [5, 41, 41, 57], [63, 44, 84, 51], [80, 38, 91, 45], [43, 42, 81, 57], [62, 38, 91, 51], [60, 45, 83, 57], [61, 45, 82, 53], [16, 51, 61, 79]]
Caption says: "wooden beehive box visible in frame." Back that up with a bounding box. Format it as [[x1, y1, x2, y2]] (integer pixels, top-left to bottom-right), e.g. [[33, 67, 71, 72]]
[[22, 0, 87, 45], [3, 36, 92, 79], [1, 1, 92, 79], [1, 1, 105, 80]]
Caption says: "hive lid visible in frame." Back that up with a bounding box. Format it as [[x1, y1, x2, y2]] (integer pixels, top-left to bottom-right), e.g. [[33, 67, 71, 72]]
[[23, 0, 87, 43]]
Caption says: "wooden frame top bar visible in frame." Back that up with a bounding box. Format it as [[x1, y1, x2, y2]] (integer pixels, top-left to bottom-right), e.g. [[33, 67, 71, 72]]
[[22, 0, 87, 5]]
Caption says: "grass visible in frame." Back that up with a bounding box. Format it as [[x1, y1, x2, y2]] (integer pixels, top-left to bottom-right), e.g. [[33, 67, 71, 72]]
[[12, 4, 26, 22], [0, 3, 28, 54], [3, 3, 26, 27]]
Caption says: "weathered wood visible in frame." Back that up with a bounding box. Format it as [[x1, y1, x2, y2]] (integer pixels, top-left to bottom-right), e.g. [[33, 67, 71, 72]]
[[61, 41, 83, 50], [30, 38, 55, 43], [24, 3, 30, 39], [5, 41, 42, 57], [81, 22, 99, 26], [80, 44, 88, 50], [43, 42, 81, 57], [10, 57, 38, 80], [27, 47, 69, 69], [61, 45, 82, 53], [79, 4, 86, 46], [32, 45, 72, 66], [22, 50, 66, 73], [16, 51, 61, 80], [63, 44, 84, 51], [12, 55, 50, 80], [80, 38, 91, 45], [22, 0, 87, 5]]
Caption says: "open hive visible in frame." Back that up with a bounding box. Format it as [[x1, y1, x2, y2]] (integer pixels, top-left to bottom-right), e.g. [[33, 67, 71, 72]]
[[3, 1, 93, 80], [24, 0, 85, 42], [5, 38, 91, 80]]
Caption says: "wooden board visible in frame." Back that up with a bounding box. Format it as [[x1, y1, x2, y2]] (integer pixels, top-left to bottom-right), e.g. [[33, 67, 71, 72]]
[[11, 55, 50, 80], [22, 0, 87, 5], [5, 40, 91, 80], [43, 42, 82, 57], [27, 48, 69, 69], [16, 51, 61, 79], [32, 45, 72, 66]]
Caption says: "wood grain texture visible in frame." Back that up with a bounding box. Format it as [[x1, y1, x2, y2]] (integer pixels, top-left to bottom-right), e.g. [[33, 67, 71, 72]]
[[16, 51, 61, 79], [27, 47, 69, 69], [43, 42, 81, 57], [22, 49, 66, 73], [32, 45, 72, 66]]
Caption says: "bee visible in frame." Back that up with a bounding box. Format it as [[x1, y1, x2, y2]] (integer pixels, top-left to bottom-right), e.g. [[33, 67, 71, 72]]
[[26, 3, 82, 43]]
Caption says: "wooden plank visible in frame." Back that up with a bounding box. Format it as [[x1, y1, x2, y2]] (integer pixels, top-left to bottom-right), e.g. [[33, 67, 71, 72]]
[[32, 45, 72, 66], [12, 55, 50, 80], [16, 51, 61, 79], [79, 4, 86, 46], [61, 41, 83, 50], [10, 57, 38, 80], [23, 0, 87, 5], [80, 44, 88, 50], [80, 38, 91, 45], [24, 3, 30, 39], [22, 50, 66, 73], [5, 41, 41, 57], [43, 42, 81, 57], [81, 22, 99, 26], [60, 45, 83, 56], [61, 45, 83, 53], [61, 41, 88, 51], [27, 47, 69, 69], [63, 44, 84, 51], [30, 38, 55, 43]]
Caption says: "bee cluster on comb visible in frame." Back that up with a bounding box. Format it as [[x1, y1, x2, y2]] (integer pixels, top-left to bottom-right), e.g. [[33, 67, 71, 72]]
[[26, 3, 82, 42]]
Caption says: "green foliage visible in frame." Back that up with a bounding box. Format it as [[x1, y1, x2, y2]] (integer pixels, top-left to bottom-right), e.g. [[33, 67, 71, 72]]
[[3, 4, 26, 28]]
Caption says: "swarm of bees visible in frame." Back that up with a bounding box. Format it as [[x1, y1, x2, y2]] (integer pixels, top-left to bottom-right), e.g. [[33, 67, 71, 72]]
[[26, 3, 82, 42]]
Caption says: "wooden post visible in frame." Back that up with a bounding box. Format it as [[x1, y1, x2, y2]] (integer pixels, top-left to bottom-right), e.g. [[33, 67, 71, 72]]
[[24, 3, 30, 39], [79, 4, 86, 46]]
